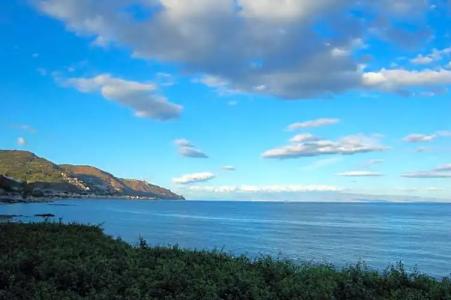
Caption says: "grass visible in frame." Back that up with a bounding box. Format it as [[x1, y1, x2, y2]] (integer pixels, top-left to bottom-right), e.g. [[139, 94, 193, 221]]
[[0, 150, 65, 183], [1, 222, 450, 299]]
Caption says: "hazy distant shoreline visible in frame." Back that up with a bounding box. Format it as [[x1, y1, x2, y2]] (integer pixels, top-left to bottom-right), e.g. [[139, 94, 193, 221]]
[[0, 194, 182, 204]]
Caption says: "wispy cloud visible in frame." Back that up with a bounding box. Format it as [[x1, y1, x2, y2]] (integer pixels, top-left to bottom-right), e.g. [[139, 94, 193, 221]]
[[184, 184, 341, 193], [12, 124, 36, 133], [287, 118, 340, 131], [338, 171, 383, 177], [174, 139, 208, 158], [263, 134, 385, 159], [222, 166, 236, 171], [173, 172, 215, 184], [290, 133, 320, 143], [301, 157, 342, 171], [410, 47, 451, 65], [402, 172, 451, 179], [402, 163, 451, 178], [366, 159, 384, 166], [155, 72, 176, 87], [403, 133, 435, 143], [403, 131, 451, 143], [63, 74, 182, 120], [434, 164, 451, 172]]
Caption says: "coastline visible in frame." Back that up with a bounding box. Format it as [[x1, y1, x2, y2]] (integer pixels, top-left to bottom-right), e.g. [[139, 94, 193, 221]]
[[0, 194, 184, 204]]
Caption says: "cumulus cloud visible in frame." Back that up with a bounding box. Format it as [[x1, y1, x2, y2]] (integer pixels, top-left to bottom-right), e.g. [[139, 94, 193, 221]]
[[64, 74, 182, 120], [263, 134, 385, 159], [338, 171, 383, 177], [174, 139, 208, 158], [287, 118, 340, 131], [362, 68, 451, 92], [16, 137, 27, 146], [172, 172, 215, 184], [402, 163, 451, 178], [34, 0, 444, 99], [403, 131, 451, 143]]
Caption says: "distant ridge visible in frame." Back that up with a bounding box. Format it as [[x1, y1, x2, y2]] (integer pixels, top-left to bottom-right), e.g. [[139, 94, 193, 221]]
[[0, 150, 184, 200]]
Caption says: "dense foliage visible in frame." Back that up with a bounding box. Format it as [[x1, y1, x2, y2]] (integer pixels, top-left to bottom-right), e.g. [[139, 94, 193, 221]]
[[1, 223, 450, 299]]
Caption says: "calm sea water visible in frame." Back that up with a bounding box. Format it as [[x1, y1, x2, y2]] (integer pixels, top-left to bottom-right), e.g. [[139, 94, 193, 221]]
[[1, 199, 451, 278]]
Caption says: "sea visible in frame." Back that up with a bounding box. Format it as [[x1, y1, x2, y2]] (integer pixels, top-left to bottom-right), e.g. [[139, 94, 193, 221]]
[[1, 199, 450, 278]]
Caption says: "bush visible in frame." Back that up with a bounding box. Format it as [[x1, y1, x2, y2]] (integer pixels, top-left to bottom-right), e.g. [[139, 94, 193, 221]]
[[0, 223, 450, 299]]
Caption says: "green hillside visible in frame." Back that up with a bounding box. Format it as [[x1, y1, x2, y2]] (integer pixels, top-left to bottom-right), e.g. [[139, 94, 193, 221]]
[[0, 150, 183, 200], [0, 150, 65, 183]]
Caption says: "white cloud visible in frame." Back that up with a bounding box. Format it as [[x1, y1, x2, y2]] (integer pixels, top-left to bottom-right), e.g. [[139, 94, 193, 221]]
[[402, 163, 451, 178], [174, 138, 208, 158], [402, 172, 451, 179], [222, 165, 236, 171], [410, 56, 433, 65], [35, 1, 449, 99], [173, 172, 215, 184], [289, 133, 319, 143], [199, 75, 229, 89], [362, 68, 451, 92], [185, 184, 341, 193], [338, 171, 383, 177], [263, 134, 385, 159], [16, 137, 27, 146], [396, 187, 444, 193], [36, 0, 438, 99], [403, 133, 436, 143], [435, 164, 451, 172], [287, 118, 340, 131], [410, 47, 451, 65], [238, 0, 342, 21], [403, 131, 451, 143], [64, 74, 182, 120]]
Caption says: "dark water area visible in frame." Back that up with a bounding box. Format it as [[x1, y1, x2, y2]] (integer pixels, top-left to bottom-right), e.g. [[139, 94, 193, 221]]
[[1, 199, 451, 278]]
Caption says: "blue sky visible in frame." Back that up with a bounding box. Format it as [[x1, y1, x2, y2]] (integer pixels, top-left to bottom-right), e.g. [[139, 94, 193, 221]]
[[1, 0, 451, 201]]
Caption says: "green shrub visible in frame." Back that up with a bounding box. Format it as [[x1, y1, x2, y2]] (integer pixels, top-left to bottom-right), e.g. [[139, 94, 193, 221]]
[[0, 223, 450, 299]]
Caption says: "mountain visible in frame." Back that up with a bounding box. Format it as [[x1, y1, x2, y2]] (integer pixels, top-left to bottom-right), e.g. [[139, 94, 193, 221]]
[[59, 165, 130, 195], [0, 150, 184, 200]]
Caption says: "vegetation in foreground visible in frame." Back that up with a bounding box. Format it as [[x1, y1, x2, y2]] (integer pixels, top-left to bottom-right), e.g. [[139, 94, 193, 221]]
[[1, 223, 450, 300]]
